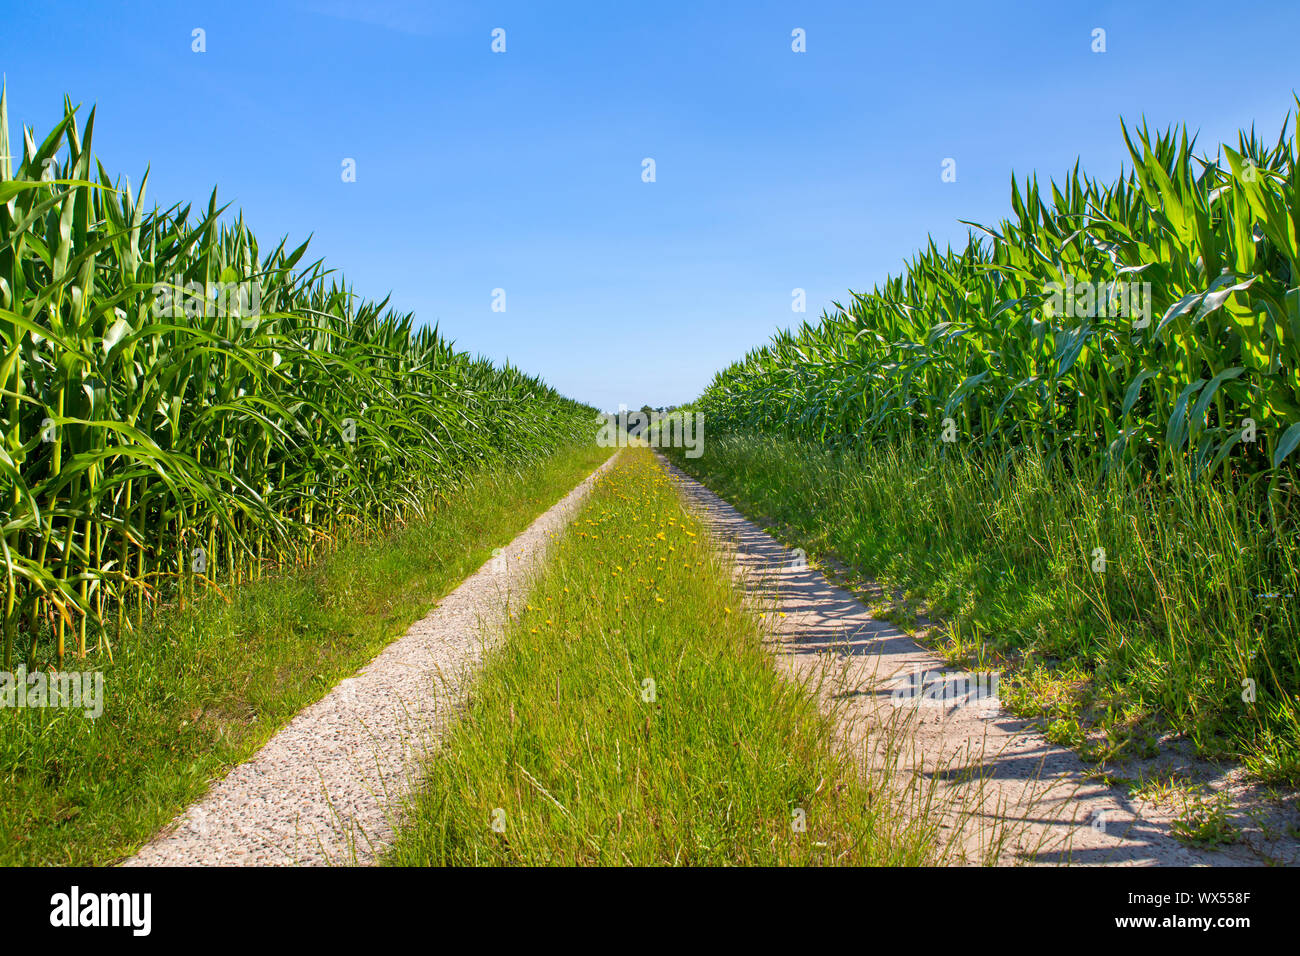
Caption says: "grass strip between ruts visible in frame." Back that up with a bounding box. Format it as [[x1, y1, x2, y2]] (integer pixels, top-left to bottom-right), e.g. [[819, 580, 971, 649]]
[[385, 447, 938, 866]]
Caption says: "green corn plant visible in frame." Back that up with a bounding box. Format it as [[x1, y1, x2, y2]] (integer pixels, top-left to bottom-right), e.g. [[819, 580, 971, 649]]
[[699, 111, 1300, 484], [0, 91, 594, 669]]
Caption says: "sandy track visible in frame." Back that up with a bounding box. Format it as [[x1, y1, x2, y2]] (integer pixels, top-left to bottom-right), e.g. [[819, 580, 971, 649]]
[[125, 452, 619, 867], [660, 454, 1299, 866]]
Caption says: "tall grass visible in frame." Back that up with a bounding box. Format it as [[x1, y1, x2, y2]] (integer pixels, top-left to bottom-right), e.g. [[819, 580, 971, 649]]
[[0, 92, 593, 669], [668, 436, 1300, 784]]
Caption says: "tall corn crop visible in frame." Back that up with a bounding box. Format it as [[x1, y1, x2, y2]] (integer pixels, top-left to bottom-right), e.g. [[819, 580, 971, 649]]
[[699, 114, 1300, 483], [0, 94, 593, 668]]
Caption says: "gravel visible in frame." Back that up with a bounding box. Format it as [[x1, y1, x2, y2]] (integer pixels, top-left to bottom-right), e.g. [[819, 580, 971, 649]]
[[125, 452, 619, 867]]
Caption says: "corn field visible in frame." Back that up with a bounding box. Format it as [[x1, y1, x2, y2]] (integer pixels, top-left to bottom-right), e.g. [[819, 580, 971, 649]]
[[699, 113, 1300, 483], [0, 94, 593, 669]]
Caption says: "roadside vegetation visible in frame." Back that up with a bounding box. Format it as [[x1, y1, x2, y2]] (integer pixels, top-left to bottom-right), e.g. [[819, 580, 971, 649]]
[[0, 440, 611, 866], [1, 91, 593, 671], [385, 448, 941, 866], [666, 437, 1299, 783], [682, 113, 1300, 785]]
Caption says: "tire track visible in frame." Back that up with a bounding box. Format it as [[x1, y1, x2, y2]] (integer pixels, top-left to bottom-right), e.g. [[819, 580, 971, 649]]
[[659, 453, 1298, 866], [125, 451, 619, 866]]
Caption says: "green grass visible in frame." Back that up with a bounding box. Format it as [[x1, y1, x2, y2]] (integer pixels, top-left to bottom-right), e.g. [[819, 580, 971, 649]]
[[384, 448, 940, 866], [665, 435, 1300, 785], [0, 440, 612, 866], [1171, 792, 1241, 848]]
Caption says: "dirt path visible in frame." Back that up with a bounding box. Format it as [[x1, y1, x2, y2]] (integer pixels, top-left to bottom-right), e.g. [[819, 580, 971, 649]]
[[125, 452, 619, 867], [660, 454, 1299, 866]]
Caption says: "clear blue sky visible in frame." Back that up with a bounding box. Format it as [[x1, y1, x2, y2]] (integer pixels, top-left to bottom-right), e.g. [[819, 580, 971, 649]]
[[3, 1, 1298, 411]]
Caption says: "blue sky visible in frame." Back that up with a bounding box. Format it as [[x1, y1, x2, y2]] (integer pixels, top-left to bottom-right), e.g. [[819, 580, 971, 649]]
[[2, 0, 1298, 411]]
